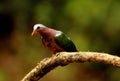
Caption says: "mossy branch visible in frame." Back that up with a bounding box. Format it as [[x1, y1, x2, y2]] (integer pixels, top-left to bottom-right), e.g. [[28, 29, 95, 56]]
[[21, 52, 120, 81]]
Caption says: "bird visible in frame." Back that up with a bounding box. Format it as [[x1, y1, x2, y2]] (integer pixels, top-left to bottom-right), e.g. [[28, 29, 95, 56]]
[[31, 24, 78, 54]]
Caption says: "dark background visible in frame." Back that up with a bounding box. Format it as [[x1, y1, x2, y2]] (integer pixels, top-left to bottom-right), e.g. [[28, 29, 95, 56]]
[[0, 0, 120, 81]]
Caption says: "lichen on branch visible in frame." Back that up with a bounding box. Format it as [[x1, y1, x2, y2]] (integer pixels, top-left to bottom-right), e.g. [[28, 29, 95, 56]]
[[21, 52, 120, 81]]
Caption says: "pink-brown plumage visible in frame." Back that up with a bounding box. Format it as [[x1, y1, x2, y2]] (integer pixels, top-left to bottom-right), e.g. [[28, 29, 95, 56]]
[[38, 27, 64, 54]]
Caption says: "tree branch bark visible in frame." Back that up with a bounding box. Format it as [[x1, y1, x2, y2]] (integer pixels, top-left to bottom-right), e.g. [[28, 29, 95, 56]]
[[21, 52, 120, 81]]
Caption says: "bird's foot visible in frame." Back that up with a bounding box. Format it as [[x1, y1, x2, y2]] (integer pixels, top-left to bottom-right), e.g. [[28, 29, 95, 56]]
[[55, 52, 61, 56]]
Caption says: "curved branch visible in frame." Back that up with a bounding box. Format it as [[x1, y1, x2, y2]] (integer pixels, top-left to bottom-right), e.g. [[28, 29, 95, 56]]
[[21, 52, 120, 81]]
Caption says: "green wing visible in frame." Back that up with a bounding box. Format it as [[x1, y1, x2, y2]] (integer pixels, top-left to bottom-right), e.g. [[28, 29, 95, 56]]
[[55, 31, 77, 52]]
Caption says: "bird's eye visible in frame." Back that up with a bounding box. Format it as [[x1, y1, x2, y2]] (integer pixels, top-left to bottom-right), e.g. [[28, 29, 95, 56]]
[[37, 26, 40, 29]]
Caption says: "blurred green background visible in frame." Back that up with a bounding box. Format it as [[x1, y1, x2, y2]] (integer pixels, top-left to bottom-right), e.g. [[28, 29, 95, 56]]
[[0, 0, 120, 81]]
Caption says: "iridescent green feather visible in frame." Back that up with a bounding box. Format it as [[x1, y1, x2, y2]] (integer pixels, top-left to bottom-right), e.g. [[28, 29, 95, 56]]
[[55, 31, 77, 52]]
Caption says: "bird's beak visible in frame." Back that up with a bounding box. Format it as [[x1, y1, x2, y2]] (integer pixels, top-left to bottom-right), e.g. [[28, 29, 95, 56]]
[[31, 31, 37, 36]]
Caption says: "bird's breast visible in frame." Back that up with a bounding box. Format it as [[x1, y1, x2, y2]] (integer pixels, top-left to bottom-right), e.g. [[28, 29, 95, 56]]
[[41, 36, 64, 54]]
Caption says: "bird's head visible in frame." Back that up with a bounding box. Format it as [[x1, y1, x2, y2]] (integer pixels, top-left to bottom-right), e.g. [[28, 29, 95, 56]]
[[31, 24, 46, 36]]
